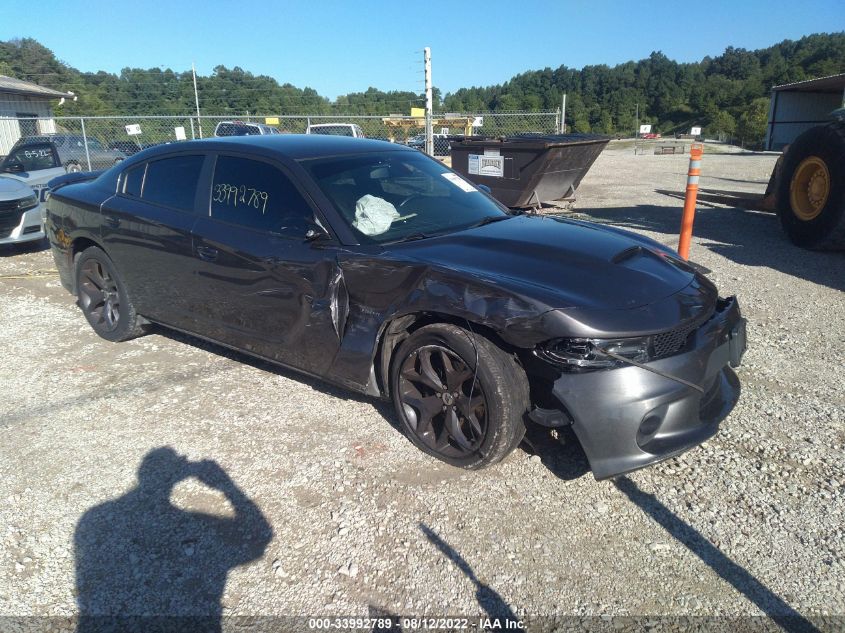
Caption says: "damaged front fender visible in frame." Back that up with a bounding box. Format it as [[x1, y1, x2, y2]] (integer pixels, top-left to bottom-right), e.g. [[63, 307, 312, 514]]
[[325, 254, 563, 395]]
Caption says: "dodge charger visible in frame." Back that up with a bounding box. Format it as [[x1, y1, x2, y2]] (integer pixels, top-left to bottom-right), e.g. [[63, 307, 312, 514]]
[[45, 135, 746, 479]]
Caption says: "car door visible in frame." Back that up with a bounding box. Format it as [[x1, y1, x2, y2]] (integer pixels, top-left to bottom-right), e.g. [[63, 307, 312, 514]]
[[190, 152, 344, 375], [101, 153, 210, 330]]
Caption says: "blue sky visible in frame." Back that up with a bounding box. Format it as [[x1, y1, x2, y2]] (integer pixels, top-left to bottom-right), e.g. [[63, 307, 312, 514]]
[[2, 0, 843, 98]]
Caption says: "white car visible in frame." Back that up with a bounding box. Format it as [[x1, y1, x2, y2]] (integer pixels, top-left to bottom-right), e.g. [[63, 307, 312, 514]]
[[305, 123, 365, 138], [0, 177, 45, 246]]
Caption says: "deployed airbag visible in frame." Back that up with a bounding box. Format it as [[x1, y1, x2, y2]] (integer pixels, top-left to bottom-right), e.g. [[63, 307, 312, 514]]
[[353, 195, 400, 236]]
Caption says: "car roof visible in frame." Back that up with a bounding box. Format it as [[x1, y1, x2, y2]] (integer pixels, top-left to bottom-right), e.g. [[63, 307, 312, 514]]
[[12, 135, 60, 146], [129, 134, 411, 161]]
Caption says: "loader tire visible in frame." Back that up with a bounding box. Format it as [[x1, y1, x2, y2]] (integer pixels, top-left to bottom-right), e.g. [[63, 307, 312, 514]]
[[776, 122, 845, 250]]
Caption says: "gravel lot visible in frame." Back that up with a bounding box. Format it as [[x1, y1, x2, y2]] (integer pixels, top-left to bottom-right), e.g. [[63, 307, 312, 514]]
[[1, 142, 843, 631]]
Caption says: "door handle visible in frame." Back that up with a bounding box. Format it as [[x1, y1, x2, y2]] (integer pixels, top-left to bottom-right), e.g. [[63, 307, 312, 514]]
[[196, 245, 219, 262]]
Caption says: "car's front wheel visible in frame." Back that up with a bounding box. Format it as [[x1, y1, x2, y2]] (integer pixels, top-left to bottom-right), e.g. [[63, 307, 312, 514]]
[[390, 323, 528, 469], [75, 246, 145, 342]]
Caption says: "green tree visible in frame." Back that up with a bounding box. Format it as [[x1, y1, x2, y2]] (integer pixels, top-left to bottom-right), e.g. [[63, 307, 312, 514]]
[[709, 110, 737, 140], [736, 98, 770, 147]]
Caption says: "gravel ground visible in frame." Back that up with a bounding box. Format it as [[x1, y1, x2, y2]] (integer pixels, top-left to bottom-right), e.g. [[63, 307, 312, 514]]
[[1, 143, 843, 631]]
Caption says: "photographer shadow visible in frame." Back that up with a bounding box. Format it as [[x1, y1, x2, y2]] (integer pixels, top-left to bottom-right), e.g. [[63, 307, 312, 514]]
[[74, 447, 272, 632]]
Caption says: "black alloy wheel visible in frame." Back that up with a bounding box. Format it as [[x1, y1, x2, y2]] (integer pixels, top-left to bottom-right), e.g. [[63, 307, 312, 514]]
[[398, 344, 488, 458], [391, 323, 529, 469], [75, 246, 145, 342], [78, 258, 121, 332]]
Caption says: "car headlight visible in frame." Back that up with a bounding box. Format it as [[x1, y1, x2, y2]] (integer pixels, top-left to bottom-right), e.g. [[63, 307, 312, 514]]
[[537, 336, 652, 372], [18, 195, 39, 211]]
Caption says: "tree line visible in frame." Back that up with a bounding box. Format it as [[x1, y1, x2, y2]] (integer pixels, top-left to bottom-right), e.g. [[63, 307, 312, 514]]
[[1, 33, 843, 144]]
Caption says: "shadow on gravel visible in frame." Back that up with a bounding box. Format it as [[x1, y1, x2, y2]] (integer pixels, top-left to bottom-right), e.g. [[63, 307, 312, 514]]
[[521, 425, 591, 481], [0, 238, 49, 256], [420, 523, 521, 624], [74, 447, 272, 633], [574, 204, 845, 293], [614, 476, 820, 633]]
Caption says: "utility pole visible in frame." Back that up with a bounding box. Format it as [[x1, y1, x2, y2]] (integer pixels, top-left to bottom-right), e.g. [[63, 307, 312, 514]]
[[424, 47, 433, 157], [192, 62, 203, 139], [634, 103, 639, 154], [561, 93, 567, 134], [635, 103, 639, 138]]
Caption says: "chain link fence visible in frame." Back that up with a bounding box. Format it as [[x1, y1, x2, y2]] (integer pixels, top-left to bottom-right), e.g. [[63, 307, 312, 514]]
[[0, 112, 559, 168]]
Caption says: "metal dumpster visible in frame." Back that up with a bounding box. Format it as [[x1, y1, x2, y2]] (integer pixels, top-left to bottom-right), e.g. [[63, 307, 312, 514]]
[[450, 134, 609, 208]]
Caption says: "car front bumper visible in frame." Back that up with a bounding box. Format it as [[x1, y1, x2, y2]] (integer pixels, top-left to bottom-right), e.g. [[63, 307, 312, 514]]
[[551, 297, 746, 479], [0, 203, 46, 245]]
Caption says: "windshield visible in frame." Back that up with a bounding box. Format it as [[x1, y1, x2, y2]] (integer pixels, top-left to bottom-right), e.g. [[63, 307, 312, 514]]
[[3, 143, 58, 171], [300, 151, 507, 244]]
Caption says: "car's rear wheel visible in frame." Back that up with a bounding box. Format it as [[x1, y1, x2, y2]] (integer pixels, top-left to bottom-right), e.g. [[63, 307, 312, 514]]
[[75, 247, 145, 342], [390, 323, 528, 469]]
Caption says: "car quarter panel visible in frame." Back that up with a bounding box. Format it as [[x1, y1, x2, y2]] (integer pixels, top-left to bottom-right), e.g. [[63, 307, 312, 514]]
[[46, 182, 113, 292]]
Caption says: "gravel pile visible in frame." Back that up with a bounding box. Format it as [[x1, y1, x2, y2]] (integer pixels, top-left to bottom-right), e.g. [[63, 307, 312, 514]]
[[1, 143, 842, 629]]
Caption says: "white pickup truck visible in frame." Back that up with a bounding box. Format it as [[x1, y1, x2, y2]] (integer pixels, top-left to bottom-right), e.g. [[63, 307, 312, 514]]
[[305, 123, 365, 138]]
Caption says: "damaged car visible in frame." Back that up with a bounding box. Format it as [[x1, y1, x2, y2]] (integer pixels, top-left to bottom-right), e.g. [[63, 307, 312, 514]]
[[45, 135, 746, 479]]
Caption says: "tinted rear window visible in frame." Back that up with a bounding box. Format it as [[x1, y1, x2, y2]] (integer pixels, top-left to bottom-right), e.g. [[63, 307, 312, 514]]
[[142, 155, 204, 212]]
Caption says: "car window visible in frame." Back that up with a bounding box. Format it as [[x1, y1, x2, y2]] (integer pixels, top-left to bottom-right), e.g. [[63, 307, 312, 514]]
[[122, 164, 145, 197], [300, 151, 506, 243], [141, 155, 204, 212], [3, 143, 59, 171], [210, 156, 313, 237], [86, 138, 105, 150]]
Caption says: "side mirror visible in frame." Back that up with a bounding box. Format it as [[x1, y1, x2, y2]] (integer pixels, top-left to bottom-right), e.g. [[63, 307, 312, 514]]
[[304, 220, 331, 243], [477, 184, 492, 194], [3, 162, 25, 173]]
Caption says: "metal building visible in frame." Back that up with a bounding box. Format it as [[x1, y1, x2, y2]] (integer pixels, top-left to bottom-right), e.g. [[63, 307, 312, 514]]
[[0, 75, 74, 156], [765, 73, 845, 151]]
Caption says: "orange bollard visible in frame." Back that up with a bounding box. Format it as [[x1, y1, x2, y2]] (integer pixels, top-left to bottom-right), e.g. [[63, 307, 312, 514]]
[[678, 144, 703, 260]]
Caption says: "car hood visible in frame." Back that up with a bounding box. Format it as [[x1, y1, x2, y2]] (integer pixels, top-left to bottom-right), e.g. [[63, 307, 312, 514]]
[[393, 214, 696, 311], [0, 175, 34, 200]]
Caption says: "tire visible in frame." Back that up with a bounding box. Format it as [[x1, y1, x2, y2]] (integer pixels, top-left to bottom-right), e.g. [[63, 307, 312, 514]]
[[776, 122, 845, 250], [75, 246, 145, 342], [390, 323, 529, 469], [66, 162, 82, 173]]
